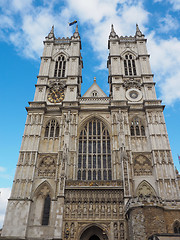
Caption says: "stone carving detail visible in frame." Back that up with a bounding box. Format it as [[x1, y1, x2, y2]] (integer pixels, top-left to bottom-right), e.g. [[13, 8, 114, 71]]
[[136, 181, 156, 197], [134, 155, 152, 176], [66, 180, 123, 187], [64, 189, 124, 220], [113, 222, 124, 240], [39, 185, 50, 197], [64, 221, 76, 239], [18, 152, 36, 165], [114, 222, 118, 239], [123, 78, 141, 90], [120, 222, 125, 239], [38, 156, 56, 177], [49, 79, 66, 91]]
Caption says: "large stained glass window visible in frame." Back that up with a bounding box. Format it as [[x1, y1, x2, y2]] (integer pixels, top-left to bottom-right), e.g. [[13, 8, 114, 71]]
[[78, 119, 112, 180]]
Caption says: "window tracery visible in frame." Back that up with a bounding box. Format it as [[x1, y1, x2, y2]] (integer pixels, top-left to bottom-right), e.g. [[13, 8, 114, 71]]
[[92, 91, 98, 97], [124, 53, 137, 76], [54, 55, 66, 78], [174, 221, 180, 234], [78, 119, 112, 180], [42, 194, 51, 225], [130, 117, 145, 136], [44, 119, 59, 139]]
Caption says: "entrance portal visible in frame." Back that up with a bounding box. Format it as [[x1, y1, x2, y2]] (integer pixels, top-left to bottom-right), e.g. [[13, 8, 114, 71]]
[[80, 226, 108, 240], [89, 235, 100, 240]]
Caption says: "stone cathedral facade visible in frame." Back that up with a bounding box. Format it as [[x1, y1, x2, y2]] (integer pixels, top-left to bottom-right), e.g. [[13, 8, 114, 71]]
[[1, 24, 180, 240]]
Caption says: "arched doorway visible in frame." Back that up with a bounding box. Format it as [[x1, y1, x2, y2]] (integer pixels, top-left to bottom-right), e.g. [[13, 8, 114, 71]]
[[80, 225, 108, 240], [89, 235, 100, 240]]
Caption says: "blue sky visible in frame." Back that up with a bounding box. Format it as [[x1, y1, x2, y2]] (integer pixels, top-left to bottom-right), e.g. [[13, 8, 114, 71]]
[[0, 0, 180, 227]]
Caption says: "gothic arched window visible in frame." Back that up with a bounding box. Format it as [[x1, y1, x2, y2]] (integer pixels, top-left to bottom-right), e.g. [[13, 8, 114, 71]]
[[42, 194, 51, 225], [130, 117, 145, 136], [78, 119, 112, 180], [174, 221, 180, 234], [44, 119, 59, 139], [54, 55, 66, 78], [124, 53, 137, 76]]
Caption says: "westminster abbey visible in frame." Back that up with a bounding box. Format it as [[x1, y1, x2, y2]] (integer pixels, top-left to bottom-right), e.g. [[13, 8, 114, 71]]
[[1, 24, 180, 240]]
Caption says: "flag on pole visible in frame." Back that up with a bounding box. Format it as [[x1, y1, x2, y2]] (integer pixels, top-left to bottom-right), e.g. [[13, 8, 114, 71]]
[[69, 20, 77, 26], [178, 155, 180, 164]]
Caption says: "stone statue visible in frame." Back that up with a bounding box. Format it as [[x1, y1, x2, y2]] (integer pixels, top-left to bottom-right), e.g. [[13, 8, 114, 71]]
[[114, 223, 118, 239]]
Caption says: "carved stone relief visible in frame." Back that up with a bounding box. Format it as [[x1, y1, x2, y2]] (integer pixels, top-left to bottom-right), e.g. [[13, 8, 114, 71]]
[[134, 155, 152, 176], [38, 156, 56, 177], [64, 189, 124, 220], [136, 181, 156, 197], [123, 78, 141, 90]]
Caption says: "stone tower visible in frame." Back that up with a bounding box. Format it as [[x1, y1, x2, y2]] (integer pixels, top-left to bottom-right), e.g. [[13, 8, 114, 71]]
[[1, 24, 180, 240]]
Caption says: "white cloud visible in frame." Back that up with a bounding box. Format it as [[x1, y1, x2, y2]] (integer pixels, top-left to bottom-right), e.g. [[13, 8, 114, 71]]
[[147, 33, 180, 104], [154, 0, 180, 10], [67, 0, 118, 24], [12, 0, 33, 12], [0, 167, 5, 172], [0, 188, 11, 228], [0, 0, 180, 105], [67, 0, 149, 69], [169, 0, 180, 10], [158, 14, 179, 33]]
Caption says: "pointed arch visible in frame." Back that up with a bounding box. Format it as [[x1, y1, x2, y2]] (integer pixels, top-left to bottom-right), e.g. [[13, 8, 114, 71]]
[[173, 220, 180, 234], [33, 180, 54, 199], [44, 119, 60, 139], [52, 50, 69, 61], [121, 49, 138, 59], [78, 223, 109, 240], [136, 180, 156, 197], [77, 116, 112, 181], [78, 114, 111, 137], [121, 50, 137, 76], [29, 181, 53, 226], [130, 116, 146, 137]]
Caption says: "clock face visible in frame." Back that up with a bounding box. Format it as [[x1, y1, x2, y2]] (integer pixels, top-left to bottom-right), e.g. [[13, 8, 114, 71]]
[[129, 90, 138, 99], [125, 88, 142, 102], [47, 89, 64, 103]]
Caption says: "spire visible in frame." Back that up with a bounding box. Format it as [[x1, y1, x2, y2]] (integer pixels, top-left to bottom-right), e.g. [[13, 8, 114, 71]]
[[50, 25, 54, 34], [46, 25, 55, 39], [109, 24, 117, 38], [73, 24, 80, 38], [135, 24, 144, 38]]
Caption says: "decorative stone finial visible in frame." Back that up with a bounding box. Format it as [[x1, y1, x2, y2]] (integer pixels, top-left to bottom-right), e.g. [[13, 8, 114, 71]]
[[50, 25, 54, 34], [94, 77, 96, 82], [135, 24, 144, 37], [47, 25, 55, 39], [73, 24, 80, 38], [110, 24, 117, 38]]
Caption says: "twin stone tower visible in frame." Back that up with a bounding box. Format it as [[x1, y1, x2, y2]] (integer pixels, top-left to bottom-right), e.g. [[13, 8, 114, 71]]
[[1, 24, 180, 240]]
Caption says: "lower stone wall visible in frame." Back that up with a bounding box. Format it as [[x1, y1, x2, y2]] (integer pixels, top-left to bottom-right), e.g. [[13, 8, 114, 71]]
[[127, 205, 180, 240], [164, 210, 180, 233]]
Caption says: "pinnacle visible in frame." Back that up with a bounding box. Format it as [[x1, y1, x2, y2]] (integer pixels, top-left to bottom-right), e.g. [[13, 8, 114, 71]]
[[46, 25, 55, 39], [75, 24, 79, 33], [73, 24, 80, 38], [109, 24, 117, 38], [135, 23, 144, 37], [50, 25, 54, 34]]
